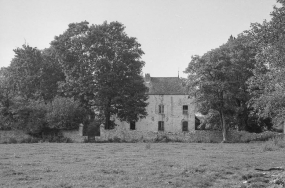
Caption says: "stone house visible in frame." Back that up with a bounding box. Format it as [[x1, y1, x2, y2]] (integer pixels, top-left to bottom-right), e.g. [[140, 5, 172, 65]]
[[114, 73, 195, 132]]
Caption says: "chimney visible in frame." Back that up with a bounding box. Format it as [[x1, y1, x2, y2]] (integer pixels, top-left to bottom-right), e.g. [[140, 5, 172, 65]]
[[145, 73, 151, 83]]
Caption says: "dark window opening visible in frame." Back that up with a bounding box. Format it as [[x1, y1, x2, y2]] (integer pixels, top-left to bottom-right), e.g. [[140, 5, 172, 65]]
[[183, 105, 188, 115], [159, 105, 164, 114], [130, 121, 136, 130], [195, 116, 201, 130], [158, 121, 164, 131], [182, 121, 188, 131]]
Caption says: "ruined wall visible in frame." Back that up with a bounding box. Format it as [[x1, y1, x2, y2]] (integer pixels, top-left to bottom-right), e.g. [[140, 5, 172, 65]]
[[114, 95, 195, 132]]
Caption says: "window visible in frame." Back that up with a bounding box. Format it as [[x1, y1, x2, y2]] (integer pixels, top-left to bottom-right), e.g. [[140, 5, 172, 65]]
[[158, 121, 164, 131], [183, 105, 188, 115], [130, 121, 136, 130], [159, 105, 164, 114], [182, 121, 188, 131]]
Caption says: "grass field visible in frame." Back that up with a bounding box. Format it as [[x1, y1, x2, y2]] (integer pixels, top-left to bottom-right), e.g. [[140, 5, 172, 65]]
[[0, 143, 284, 188]]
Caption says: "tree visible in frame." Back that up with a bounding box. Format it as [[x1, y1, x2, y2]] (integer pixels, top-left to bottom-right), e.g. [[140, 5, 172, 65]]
[[0, 67, 15, 129], [247, 0, 285, 132], [51, 21, 148, 129], [7, 45, 65, 101], [185, 34, 257, 141], [185, 49, 233, 142], [224, 35, 258, 131]]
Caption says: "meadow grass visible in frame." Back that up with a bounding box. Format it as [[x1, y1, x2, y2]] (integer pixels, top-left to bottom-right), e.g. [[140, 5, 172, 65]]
[[0, 143, 284, 188]]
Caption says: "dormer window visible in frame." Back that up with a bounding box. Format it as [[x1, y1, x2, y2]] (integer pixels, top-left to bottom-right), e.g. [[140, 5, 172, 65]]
[[159, 105, 164, 114]]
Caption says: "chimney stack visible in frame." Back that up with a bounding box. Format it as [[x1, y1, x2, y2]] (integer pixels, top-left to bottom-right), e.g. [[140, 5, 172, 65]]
[[145, 73, 151, 83]]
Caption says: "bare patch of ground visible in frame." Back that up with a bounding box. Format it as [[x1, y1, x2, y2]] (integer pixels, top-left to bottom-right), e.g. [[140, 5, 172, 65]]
[[0, 143, 284, 188]]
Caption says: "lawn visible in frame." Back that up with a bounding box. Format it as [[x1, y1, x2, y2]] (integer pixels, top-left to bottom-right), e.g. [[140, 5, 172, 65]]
[[0, 143, 284, 188]]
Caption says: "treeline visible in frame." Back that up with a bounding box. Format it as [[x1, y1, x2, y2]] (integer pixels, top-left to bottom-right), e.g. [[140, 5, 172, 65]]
[[185, 0, 285, 141], [0, 21, 148, 135]]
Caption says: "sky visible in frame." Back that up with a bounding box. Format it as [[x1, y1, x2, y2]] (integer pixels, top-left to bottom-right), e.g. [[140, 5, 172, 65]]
[[0, 0, 278, 77]]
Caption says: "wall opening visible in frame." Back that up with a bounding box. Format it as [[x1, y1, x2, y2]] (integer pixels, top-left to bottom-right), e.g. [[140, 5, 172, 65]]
[[182, 121, 188, 131], [183, 105, 188, 115], [158, 121, 164, 131], [159, 104, 164, 114], [130, 121, 136, 130]]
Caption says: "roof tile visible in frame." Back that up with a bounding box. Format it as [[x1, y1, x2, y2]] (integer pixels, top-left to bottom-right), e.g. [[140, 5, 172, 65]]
[[145, 77, 187, 95]]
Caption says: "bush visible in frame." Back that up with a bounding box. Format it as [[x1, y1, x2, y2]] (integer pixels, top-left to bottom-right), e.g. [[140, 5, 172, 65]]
[[8, 137, 17, 144], [0, 114, 12, 130], [9, 96, 87, 137], [262, 136, 285, 151], [46, 96, 87, 130], [12, 100, 48, 134], [41, 130, 73, 143]]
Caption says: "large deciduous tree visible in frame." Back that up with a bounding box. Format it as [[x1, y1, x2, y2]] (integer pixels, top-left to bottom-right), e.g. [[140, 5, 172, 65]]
[[0, 67, 16, 129], [51, 21, 148, 129], [7, 45, 65, 101], [185, 34, 257, 141], [247, 0, 285, 132]]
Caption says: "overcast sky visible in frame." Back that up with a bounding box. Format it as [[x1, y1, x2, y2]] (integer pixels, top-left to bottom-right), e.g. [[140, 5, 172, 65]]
[[0, 0, 278, 77]]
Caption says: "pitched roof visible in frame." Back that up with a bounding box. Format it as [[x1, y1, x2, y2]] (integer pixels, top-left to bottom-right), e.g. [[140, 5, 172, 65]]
[[145, 77, 187, 95]]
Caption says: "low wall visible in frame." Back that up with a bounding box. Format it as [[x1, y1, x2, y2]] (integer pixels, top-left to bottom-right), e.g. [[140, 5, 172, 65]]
[[70, 125, 283, 143], [61, 129, 87, 143], [0, 127, 283, 143]]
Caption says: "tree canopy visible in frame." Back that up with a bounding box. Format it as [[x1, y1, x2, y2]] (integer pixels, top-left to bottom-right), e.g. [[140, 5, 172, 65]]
[[185, 34, 257, 141], [247, 0, 285, 129], [51, 21, 148, 129]]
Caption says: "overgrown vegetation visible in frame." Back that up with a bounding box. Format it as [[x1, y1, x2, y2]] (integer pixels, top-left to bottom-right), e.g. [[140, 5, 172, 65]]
[[262, 135, 285, 151], [0, 96, 86, 139], [0, 21, 148, 133], [185, 0, 285, 141]]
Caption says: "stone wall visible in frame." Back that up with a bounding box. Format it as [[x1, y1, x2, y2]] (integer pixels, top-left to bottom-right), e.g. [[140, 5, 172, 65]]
[[0, 127, 282, 143], [71, 125, 283, 143], [61, 129, 87, 143], [94, 126, 243, 143]]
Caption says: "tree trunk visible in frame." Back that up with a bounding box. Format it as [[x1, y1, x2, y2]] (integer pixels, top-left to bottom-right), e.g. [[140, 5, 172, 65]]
[[104, 98, 112, 130], [220, 110, 227, 143], [283, 121, 285, 139], [104, 110, 110, 130]]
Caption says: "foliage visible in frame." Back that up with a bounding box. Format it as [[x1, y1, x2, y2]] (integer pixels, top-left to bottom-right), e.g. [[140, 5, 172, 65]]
[[9, 97, 86, 134], [45, 96, 87, 129], [247, 0, 285, 128], [11, 100, 48, 134], [184, 34, 257, 141], [6, 45, 65, 101], [262, 135, 285, 151], [0, 67, 16, 129], [51, 21, 148, 129], [0, 46, 65, 130]]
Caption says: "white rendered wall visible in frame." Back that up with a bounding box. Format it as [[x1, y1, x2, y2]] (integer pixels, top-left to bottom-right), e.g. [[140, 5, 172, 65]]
[[114, 95, 195, 132]]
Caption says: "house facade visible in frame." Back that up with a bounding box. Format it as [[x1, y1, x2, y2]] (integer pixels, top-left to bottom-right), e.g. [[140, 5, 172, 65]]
[[114, 74, 195, 132]]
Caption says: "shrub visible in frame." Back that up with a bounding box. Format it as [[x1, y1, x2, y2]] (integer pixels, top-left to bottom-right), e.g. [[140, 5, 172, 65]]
[[273, 136, 285, 148], [0, 114, 12, 130], [262, 136, 285, 151], [46, 96, 87, 130], [112, 136, 122, 143], [9, 96, 87, 138], [8, 137, 18, 144], [19, 137, 32, 143], [12, 100, 48, 134]]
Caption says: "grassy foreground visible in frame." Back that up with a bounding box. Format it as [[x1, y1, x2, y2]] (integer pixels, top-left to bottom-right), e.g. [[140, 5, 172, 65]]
[[0, 143, 284, 188]]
